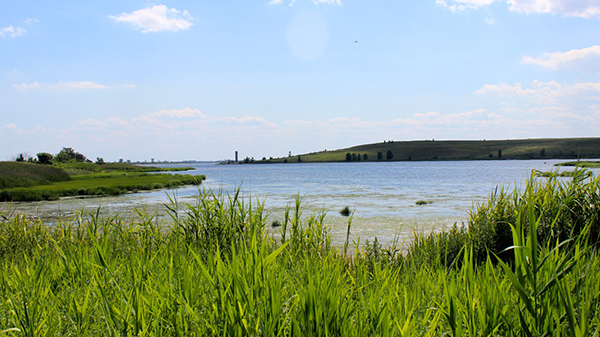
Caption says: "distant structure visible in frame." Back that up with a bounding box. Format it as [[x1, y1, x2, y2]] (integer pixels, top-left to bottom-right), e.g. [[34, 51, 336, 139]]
[[235, 151, 238, 162]]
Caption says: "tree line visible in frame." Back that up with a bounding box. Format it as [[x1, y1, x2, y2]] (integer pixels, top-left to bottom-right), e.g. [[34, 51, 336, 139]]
[[346, 150, 394, 162], [12, 147, 105, 165]]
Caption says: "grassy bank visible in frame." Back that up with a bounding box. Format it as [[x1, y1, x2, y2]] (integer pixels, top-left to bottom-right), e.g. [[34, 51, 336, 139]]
[[261, 137, 600, 163], [1, 171, 599, 335], [0, 162, 203, 202]]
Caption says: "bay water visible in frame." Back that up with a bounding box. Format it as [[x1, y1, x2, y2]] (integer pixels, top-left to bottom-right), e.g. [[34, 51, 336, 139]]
[[3, 159, 594, 246]]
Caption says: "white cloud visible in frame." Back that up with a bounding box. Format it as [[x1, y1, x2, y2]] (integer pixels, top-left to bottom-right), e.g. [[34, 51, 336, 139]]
[[13, 81, 133, 91], [522, 46, 600, 72], [436, 0, 500, 13], [48, 81, 108, 90], [25, 18, 38, 23], [8, 102, 599, 161], [438, 0, 600, 18], [313, 0, 342, 5], [507, 0, 600, 18], [13, 82, 41, 90], [151, 107, 208, 119], [109, 5, 193, 33], [0, 25, 27, 38], [4, 123, 17, 129], [269, 0, 341, 6], [475, 80, 600, 105]]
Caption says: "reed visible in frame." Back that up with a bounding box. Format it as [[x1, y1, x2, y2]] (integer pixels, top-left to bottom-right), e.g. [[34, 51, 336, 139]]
[[0, 171, 599, 335]]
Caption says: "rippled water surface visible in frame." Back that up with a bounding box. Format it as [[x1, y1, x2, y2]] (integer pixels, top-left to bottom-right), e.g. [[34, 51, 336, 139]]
[[3, 160, 596, 245]]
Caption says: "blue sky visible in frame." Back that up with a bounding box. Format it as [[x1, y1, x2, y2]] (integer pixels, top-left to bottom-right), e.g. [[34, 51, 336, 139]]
[[2, 0, 599, 162]]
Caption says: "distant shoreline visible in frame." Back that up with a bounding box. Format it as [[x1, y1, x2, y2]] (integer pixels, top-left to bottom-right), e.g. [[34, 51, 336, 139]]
[[240, 137, 600, 164]]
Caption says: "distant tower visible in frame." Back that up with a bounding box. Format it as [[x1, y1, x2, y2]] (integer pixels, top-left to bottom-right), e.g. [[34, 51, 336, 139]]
[[235, 151, 238, 162], [289, 151, 292, 157]]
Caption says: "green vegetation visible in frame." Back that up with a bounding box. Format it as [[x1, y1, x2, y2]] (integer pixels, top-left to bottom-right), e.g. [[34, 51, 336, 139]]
[[557, 160, 600, 168], [262, 137, 600, 163], [0, 162, 71, 189], [340, 206, 351, 216], [0, 161, 201, 202], [534, 170, 592, 178], [1, 171, 599, 335]]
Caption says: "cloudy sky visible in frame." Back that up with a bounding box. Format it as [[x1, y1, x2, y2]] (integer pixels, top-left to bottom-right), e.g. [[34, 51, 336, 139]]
[[2, 0, 599, 162]]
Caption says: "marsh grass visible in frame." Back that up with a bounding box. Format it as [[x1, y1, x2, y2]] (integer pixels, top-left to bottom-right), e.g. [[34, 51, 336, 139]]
[[0, 172, 204, 202], [0, 162, 71, 189], [0, 161, 200, 201], [0, 173, 599, 335]]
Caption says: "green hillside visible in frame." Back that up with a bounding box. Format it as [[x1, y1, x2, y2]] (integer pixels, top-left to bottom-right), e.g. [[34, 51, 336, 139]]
[[262, 138, 600, 163]]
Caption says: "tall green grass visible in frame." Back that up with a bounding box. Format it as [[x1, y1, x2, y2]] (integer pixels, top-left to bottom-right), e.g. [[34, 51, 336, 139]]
[[411, 169, 600, 266], [1, 173, 599, 336], [0, 162, 71, 189]]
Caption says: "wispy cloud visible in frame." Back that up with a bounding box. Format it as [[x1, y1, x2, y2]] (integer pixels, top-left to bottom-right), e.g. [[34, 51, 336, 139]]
[[110, 5, 193, 33], [13, 81, 135, 91], [313, 0, 342, 5], [8, 103, 598, 161], [507, 0, 600, 18], [475, 80, 600, 132], [0, 25, 27, 38], [13, 82, 41, 90], [269, 0, 341, 6], [522, 46, 600, 72], [475, 80, 600, 105], [436, 0, 499, 13], [438, 0, 600, 18]]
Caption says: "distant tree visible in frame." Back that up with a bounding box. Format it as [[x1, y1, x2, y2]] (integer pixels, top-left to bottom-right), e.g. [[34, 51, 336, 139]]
[[489, 153, 493, 158], [386, 150, 394, 160], [363, 153, 368, 161], [498, 149, 502, 158], [297, 156, 302, 163], [540, 148, 546, 157], [408, 155, 412, 161], [352, 153, 357, 161], [15, 153, 25, 162], [55, 147, 87, 163], [262, 157, 267, 161], [357, 153, 361, 161], [37, 152, 53, 165], [346, 153, 352, 161], [96, 157, 105, 165], [377, 152, 383, 160], [118, 158, 124, 163]]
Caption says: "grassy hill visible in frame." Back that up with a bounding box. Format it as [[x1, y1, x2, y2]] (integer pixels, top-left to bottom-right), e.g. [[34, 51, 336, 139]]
[[262, 138, 600, 163]]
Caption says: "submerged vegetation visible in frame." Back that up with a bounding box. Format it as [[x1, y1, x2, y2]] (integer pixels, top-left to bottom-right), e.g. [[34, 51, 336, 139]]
[[558, 160, 600, 169], [0, 161, 202, 202], [0, 171, 600, 335]]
